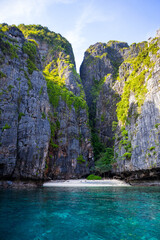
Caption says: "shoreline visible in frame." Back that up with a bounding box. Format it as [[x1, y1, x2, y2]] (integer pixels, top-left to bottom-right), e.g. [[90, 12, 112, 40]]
[[1, 179, 160, 189], [43, 179, 131, 187]]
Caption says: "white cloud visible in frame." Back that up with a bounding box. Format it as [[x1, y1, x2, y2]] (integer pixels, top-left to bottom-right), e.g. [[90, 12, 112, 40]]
[[0, 0, 76, 24], [65, 2, 115, 71], [0, 0, 114, 71]]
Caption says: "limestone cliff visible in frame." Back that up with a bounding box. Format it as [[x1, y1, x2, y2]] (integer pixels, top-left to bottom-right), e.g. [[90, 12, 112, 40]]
[[1, 23, 160, 182], [80, 41, 129, 159], [0, 24, 93, 180], [80, 31, 160, 181], [113, 34, 160, 181], [0, 25, 50, 179]]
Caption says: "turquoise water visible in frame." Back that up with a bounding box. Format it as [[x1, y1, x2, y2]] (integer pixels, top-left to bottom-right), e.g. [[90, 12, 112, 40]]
[[0, 187, 160, 240]]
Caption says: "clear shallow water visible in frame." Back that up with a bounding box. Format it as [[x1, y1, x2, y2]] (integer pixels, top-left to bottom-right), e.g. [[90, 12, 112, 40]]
[[0, 187, 160, 240]]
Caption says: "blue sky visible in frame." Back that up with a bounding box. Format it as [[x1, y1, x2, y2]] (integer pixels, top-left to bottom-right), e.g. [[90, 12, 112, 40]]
[[0, 0, 159, 71]]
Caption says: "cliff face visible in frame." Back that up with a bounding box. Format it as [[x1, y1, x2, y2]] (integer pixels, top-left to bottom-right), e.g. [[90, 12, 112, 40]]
[[1, 23, 160, 182], [0, 24, 93, 180], [80, 41, 129, 159], [80, 32, 160, 180], [0, 25, 50, 179], [113, 35, 160, 180]]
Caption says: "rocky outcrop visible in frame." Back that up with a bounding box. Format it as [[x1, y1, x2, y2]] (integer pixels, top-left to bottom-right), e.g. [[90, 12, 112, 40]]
[[80, 41, 129, 158], [113, 36, 160, 177], [0, 24, 93, 181], [18, 24, 93, 179], [80, 32, 160, 181], [1, 23, 159, 182], [0, 25, 50, 180]]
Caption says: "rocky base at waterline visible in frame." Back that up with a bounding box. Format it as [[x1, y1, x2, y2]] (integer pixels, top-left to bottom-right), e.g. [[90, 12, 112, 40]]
[[115, 167, 160, 185], [129, 180, 160, 186], [0, 180, 43, 188]]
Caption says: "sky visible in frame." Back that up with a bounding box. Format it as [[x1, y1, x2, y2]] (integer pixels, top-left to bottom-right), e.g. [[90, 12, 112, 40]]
[[0, 0, 159, 71]]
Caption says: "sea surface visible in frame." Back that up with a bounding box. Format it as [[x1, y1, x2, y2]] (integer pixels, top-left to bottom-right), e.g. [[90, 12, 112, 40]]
[[0, 187, 160, 240]]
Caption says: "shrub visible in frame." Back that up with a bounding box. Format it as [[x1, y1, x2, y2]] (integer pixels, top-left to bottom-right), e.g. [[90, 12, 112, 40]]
[[0, 37, 18, 59], [23, 71, 33, 93], [0, 71, 6, 78], [22, 41, 38, 74], [2, 123, 11, 132], [87, 174, 102, 180], [95, 147, 115, 174], [26, 59, 38, 74], [42, 112, 46, 119], [101, 113, 105, 122], [149, 146, 155, 151], [77, 154, 86, 164], [39, 86, 43, 96], [50, 141, 58, 149], [155, 123, 160, 129], [28, 38, 38, 47], [22, 41, 36, 61], [121, 129, 128, 137], [18, 112, 25, 121], [91, 132, 105, 161], [122, 152, 132, 159], [8, 85, 14, 91], [112, 121, 118, 132]]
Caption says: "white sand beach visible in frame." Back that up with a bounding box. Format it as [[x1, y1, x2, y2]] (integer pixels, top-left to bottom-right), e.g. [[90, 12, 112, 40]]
[[43, 179, 130, 187]]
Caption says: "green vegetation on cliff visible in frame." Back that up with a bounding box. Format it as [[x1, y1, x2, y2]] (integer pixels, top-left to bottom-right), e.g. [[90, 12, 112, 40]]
[[2, 123, 11, 132], [19, 24, 89, 163], [18, 24, 74, 60], [89, 76, 106, 127], [44, 59, 87, 111], [22, 41, 38, 74], [116, 39, 159, 125], [81, 42, 126, 171], [77, 154, 86, 164], [0, 29, 18, 59], [19, 24, 87, 112], [95, 147, 115, 175]]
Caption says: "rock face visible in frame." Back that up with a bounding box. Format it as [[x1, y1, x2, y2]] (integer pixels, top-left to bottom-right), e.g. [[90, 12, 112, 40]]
[[80, 41, 129, 158], [80, 33, 160, 180], [113, 36, 160, 179], [1, 23, 160, 182], [18, 24, 93, 179], [0, 24, 93, 180], [0, 25, 50, 179]]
